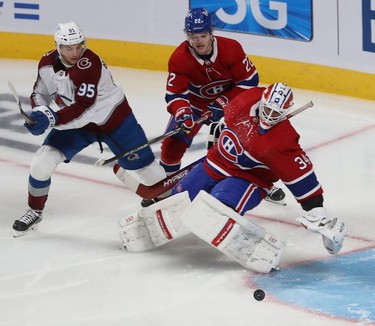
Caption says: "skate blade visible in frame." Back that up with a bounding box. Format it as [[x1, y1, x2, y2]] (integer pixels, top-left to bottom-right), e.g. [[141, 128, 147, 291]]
[[13, 224, 39, 238], [265, 197, 287, 206]]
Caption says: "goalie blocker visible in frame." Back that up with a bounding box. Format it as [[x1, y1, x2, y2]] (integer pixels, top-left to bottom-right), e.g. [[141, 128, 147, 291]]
[[119, 191, 285, 273]]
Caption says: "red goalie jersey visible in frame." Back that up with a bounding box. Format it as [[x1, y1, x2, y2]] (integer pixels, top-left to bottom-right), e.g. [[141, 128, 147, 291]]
[[205, 87, 323, 203]]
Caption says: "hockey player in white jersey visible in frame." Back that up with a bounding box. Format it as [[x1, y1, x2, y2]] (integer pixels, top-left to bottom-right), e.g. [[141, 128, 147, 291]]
[[12, 21, 166, 237]]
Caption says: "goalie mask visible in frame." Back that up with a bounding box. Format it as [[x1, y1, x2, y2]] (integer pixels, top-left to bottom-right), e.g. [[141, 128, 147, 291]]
[[54, 21, 86, 67], [259, 82, 294, 133]]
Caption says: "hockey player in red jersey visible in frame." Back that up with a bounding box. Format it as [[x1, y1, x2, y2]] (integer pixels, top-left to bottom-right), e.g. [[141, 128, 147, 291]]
[[118, 82, 346, 273], [172, 82, 347, 255], [141, 8, 286, 206], [12, 21, 166, 237]]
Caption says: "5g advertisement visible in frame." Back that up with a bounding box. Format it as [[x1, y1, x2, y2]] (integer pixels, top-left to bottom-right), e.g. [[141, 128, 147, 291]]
[[190, 0, 313, 41]]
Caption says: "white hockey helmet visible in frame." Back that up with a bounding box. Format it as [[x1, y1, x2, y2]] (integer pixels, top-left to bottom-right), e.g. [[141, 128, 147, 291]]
[[54, 21, 86, 49], [259, 82, 294, 132]]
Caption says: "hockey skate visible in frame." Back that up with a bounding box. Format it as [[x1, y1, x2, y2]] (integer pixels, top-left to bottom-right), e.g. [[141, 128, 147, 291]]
[[140, 198, 159, 207], [13, 209, 43, 237], [265, 186, 286, 206]]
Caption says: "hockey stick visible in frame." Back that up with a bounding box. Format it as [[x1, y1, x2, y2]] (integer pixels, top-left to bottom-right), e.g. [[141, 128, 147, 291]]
[[7, 80, 35, 125], [95, 115, 209, 167], [287, 100, 314, 118], [135, 156, 206, 199], [128, 101, 315, 199]]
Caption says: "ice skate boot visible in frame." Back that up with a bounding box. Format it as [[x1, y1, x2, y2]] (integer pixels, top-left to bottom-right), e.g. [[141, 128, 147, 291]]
[[13, 209, 43, 237], [140, 198, 160, 207], [265, 186, 286, 206]]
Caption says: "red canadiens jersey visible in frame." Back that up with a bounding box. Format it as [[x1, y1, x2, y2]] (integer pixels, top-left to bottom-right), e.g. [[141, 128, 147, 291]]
[[205, 87, 323, 203], [30, 49, 132, 133], [165, 36, 259, 116]]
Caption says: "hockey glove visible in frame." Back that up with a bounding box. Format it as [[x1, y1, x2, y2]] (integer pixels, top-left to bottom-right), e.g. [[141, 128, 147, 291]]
[[24, 105, 58, 136], [207, 96, 228, 123], [175, 107, 194, 133], [206, 119, 225, 150], [296, 207, 347, 255], [297, 207, 330, 233]]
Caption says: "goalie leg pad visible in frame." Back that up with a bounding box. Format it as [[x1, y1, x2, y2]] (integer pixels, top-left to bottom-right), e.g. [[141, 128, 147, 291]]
[[182, 191, 285, 273], [119, 191, 191, 251], [119, 212, 154, 251]]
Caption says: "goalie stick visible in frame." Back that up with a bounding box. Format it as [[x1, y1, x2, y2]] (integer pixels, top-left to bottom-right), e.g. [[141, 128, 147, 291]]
[[8, 80, 35, 125], [126, 101, 314, 199], [95, 115, 209, 167], [287, 100, 314, 118], [133, 156, 206, 199]]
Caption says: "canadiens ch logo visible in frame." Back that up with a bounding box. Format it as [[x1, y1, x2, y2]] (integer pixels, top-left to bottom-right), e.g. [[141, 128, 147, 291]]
[[77, 58, 92, 70], [200, 79, 231, 99], [218, 129, 244, 163]]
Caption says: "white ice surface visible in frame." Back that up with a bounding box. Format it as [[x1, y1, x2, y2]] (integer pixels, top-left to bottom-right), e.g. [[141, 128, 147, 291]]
[[0, 59, 374, 326]]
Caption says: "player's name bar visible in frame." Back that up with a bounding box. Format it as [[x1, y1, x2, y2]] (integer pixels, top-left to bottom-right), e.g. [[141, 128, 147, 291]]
[[14, 2, 40, 20]]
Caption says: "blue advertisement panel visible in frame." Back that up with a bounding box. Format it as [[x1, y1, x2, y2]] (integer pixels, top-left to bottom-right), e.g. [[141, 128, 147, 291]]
[[0, 1, 40, 20], [190, 0, 313, 41], [362, 0, 375, 53]]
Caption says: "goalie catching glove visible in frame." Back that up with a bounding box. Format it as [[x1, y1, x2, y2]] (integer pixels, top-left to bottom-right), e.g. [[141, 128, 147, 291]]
[[296, 207, 347, 255], [24, 105, 58, 135]]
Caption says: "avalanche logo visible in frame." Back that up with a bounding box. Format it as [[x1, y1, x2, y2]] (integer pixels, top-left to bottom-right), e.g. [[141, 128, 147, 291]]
[[218, 129, 244, 163], [127, 153, 140, 161], [77, 58, 92, 70]]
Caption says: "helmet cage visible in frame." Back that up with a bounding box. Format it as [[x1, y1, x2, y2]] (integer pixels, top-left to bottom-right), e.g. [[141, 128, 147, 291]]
[[259, 83, 294, 129], [185, 8, 212, 34]]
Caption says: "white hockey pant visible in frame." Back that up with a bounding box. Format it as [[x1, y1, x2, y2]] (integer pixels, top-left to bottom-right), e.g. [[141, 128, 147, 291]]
[[114, 160, 170, 198]]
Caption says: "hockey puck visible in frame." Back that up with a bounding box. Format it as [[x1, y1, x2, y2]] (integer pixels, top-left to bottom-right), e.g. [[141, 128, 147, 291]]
[[253, 289, 265, 301]]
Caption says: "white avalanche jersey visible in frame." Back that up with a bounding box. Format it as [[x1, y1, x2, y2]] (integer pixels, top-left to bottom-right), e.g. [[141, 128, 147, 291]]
[[31, 49, 132, 133]]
